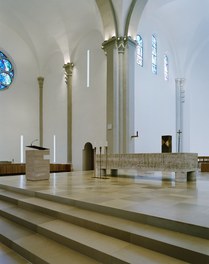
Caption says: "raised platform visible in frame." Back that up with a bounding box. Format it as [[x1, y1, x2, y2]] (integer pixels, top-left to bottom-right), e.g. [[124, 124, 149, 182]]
[[0, 171, 209, 263], [96, 153, 198, 182]]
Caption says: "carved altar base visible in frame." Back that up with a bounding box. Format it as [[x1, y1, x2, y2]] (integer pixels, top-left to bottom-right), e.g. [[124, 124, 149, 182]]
[[95, 153, 198, 182]]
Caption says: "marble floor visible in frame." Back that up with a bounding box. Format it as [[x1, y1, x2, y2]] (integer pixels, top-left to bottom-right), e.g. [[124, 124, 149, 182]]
[[0, 169, 209, 262]]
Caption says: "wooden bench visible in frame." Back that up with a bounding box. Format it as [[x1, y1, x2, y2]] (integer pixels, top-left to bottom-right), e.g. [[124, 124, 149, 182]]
[[95, 153, 198, 182], [198, 156, 209, 172], [0, 163, 71, 176]]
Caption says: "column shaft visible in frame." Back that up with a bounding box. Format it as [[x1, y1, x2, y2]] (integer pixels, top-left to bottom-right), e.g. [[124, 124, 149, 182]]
[[63, 63, 74, 164], [175, 78, 185, 152], [102, 36, 136, 154], [37, 77, 44, 147]]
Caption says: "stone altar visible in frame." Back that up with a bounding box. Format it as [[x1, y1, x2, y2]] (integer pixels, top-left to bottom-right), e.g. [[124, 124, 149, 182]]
[[95, 153, 198, 182]]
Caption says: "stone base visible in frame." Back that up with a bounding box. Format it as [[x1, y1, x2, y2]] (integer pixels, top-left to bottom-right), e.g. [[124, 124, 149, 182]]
[[175, 171, 196, 182]]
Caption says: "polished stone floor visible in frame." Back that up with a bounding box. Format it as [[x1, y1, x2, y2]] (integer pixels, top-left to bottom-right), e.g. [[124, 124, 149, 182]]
[[0, 169, 209, 262]]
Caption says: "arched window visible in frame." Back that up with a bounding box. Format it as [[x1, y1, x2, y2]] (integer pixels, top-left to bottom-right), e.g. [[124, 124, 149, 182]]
[[136, 35, 143, 66], [0, 51, 14, 90], [164, 54, 169, 81], [152, 35, 157, 74]]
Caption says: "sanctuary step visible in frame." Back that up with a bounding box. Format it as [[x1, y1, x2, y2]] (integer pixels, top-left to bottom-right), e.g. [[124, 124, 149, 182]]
[[0, 186, 208, 263], [0, 242, 31, 263]]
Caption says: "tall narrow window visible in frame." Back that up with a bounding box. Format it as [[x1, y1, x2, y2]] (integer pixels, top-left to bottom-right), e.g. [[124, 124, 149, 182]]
[[87, 49, 90, 88], [152, 35, 157, 74], [164, 54, 169, 81], [53, 135, 56, 163], [20, 135, 24, 163], [136, 35, 143, 66]]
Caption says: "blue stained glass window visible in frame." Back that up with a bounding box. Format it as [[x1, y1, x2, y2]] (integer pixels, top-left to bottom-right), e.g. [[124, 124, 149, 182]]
[[152, 35, 157, 74], [136, 35, 143, 66], [164, 54, 169, 81], [0, 52, 14, 90]]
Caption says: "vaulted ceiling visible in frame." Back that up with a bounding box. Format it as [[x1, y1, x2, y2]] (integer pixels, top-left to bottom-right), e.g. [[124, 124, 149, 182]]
[[0, 0, 208, 75]]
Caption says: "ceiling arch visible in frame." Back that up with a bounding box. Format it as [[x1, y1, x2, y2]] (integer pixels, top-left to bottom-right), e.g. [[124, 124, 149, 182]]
[[95, 0, 118, 39]]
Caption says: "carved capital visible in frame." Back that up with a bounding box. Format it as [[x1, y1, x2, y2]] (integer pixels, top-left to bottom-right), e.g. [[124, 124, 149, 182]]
[[37, 76, 44, 88], [175, 78, 185, 88], [101, 37, 117, 55], [63, 62, 74, 84], [102, 36, 136, 55], [117, 37, 126, 54]]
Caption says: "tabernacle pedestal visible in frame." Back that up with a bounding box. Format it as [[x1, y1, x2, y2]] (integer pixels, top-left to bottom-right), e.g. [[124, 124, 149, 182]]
[[26, 145, 50, 181]]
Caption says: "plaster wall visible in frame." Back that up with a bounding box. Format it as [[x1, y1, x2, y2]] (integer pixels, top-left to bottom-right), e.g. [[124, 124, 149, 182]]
[[0, 26, 39, 162], [72, 32, 106, 170], [134, 16, 176, 153]]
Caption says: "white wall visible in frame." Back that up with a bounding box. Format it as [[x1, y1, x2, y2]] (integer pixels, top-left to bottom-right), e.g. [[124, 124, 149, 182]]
[[134, 16, 176, 154], [42, 31, 106, 170], [43, 50, 67, 163], [0, 26, 39, 163], [72, 31, 106, 170], [0, 7, 106, 169], [188, 39, 209, 155]]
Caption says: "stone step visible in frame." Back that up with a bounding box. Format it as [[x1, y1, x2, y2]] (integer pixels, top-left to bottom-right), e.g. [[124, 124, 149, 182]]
[[1, 186, 209, 240], [0, 216, 100, 264], [0, 242, 31, 263], [0, 213, 187, 264], [0, 189, 209, 263]]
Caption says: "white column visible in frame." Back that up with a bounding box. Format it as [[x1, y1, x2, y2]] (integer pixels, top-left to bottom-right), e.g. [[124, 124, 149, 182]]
[[102, 37, 119, 154], [175, 78, 185, 152], [102, 36, 136, 154], [117, 37, 126, 153], [124, 37, 136, 153]]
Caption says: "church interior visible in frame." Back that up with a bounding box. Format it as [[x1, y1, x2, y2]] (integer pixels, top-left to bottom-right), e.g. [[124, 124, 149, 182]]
[[0, 0, 209, 263]]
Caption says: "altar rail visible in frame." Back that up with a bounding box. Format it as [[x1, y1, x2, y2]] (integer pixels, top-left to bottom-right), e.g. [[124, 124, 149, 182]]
[[95, 153, 198, 182]]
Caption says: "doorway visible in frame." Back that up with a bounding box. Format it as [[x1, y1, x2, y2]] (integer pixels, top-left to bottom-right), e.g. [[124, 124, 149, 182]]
[[82, 142, 94, 171]]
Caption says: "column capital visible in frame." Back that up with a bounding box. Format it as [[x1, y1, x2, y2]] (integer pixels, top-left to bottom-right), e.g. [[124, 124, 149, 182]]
[[102, 36, 136, 55], [175, 78, 185, 87], [101, 37, 117, 55], [37, 76, 44, 88], [63, 62, 74, 77]]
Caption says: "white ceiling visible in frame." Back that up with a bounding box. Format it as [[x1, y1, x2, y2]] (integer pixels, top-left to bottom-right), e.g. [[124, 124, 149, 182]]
[[0, 0, 103, 70], [139, 0, 209, 76], [0, 0, 208, 75]]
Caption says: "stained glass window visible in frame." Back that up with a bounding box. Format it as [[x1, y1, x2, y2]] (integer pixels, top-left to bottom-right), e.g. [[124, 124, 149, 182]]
[[164, 54, 169, 81], [0, 52, 14, 90], [152, 35, 157, 74], [136, 35, 143, 66]]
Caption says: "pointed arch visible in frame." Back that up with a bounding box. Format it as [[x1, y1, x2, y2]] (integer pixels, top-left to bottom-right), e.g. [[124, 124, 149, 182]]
[[95, 0, 118, 39], [125, 0, 148, 37]]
